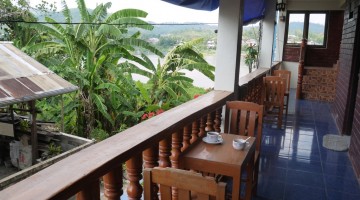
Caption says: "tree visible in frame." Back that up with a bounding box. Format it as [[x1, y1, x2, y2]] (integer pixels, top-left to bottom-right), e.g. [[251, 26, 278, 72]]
[[22, 0, 163, 138], [127, 38, 215, 110]]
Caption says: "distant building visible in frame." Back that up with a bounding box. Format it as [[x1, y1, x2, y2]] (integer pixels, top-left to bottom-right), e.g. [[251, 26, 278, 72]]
[[147, 38, 160, 44], [207, 40, 216, 49]]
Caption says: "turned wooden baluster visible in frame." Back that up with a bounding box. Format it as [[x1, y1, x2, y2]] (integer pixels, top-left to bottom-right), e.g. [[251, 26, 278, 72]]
[[126, 154, 143, 200], [159, 137, 171, 168], [205, 112, 215, 132], [182, 124, 191, 151], [103, 167, 123, 200], [297, 38, 307, 99], [76, 179, 100, 200], [214, 108, 222, 132], [143, 146, 159, 200], [190, 120, 199, 143], [171, 129, 183, 200], [199, 116, 206, 137]]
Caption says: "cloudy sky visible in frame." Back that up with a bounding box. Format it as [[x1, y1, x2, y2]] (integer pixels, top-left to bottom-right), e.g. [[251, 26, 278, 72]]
[[30, 0, 219, 23]]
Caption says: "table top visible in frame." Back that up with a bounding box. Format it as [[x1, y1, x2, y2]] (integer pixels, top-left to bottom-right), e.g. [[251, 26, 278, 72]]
[[179, 133, 256, 175]]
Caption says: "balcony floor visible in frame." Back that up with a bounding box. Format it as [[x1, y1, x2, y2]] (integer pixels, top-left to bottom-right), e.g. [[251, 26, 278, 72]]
[[255, 89, 360, 200]]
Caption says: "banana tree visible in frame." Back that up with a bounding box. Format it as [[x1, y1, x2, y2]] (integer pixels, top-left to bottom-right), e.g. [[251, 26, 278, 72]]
[[127, 38, 215, 108], [22, 0, 163, 137]]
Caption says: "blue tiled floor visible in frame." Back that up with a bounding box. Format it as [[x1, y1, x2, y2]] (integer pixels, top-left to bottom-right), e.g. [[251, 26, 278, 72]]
[[255, 90, 360, 200]]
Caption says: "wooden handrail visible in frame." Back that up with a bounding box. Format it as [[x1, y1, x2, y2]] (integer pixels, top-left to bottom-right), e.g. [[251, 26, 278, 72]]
[[0, 90, 233, 200], [238, 62, 282, 103]]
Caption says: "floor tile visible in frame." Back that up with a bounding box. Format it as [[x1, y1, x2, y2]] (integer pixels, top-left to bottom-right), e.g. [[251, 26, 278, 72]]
[[284, 184, 326, 200], [323, 162, 357, 180], [289, 148, 321, 161], [258, 166, 287, 182], [259, 154, 288, 169], [290, 140, 319, 151], [287, 158, 322, 174], [324, 175, 360, 195], [286, 170, 325, 188], [256, 179, 285, 200], [326, 189, 360, 200]]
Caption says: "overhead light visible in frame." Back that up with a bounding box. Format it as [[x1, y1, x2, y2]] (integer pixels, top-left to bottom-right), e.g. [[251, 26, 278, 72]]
[[276, 0, 286, 11]]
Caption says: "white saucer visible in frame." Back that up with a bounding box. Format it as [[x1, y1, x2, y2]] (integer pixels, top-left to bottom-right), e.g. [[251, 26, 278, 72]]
[[202, 136, 223, 144]]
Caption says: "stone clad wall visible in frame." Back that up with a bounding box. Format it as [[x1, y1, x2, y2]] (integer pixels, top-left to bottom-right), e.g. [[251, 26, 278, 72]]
[[302, 64, 338, 102]]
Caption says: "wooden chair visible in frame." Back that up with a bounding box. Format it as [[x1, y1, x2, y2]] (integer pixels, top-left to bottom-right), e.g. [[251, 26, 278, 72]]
[[261, 76, 285, 128], [224, 101, 264, 196], [273, 70, 291, 115], [144, 167, 226, 200]]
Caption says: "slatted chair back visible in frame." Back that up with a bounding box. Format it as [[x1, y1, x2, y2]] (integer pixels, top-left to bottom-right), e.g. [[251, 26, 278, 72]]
[[262, 76, 285, 128], [224, 101, 264, 151], [274, 70, 291, 115], [144, 167, 226, 200]]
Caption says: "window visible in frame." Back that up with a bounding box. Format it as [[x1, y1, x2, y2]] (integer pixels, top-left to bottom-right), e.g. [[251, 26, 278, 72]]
[[286, 12, 328, 46]]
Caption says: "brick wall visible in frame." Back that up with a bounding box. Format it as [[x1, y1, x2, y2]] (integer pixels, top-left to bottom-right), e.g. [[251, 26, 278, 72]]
[[348, 0, 360, 180], [283, 11, 344, 67], [331, 0, 360, 179]]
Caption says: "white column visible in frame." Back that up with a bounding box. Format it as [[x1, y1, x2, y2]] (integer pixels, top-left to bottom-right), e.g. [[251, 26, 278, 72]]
[[214, 0, 244, 98], [259, 0, 277, 68], [275, 12, 286, 62]]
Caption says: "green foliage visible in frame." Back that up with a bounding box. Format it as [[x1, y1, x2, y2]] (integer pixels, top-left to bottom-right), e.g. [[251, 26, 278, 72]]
[[48, 142, 62, 157], [128, 38, 215, 111], [90, 128, 109, 142], [244, 44, 258, 73], [22, 0, 163, 138]]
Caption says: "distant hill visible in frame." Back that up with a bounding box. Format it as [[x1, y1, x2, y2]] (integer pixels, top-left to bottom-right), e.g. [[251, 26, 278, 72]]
[[35, 8, 92, 22], [288, 22, 325, 34]]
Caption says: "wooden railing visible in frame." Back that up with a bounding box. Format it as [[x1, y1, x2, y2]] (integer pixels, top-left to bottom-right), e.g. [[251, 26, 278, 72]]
[[0, 90, 233, 200], [297, 38, 307, 99], [238, 62, 282, 104]]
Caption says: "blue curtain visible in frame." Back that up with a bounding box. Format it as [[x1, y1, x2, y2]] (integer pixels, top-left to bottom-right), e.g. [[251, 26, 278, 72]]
[[161, 0, 266, 25]]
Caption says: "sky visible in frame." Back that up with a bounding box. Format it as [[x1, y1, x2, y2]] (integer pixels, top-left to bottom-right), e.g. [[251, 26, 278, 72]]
[[30, 0, 219, 23]]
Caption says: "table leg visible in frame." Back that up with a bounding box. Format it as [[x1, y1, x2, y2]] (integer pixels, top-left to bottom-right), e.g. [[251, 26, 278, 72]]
[[245, 151, 255, 200], [232, 173, 241, 200]]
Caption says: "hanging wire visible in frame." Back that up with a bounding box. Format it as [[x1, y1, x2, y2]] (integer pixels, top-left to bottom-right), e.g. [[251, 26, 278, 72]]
[[0, 20, 218, 26]]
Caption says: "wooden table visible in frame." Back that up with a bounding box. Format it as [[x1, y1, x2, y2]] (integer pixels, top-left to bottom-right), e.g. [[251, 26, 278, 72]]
[[179, 134, 256, 200]]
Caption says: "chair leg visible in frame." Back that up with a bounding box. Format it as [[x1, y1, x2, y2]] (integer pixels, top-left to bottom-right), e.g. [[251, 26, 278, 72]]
[[278, 106, 283, 129], [285, 95, 289, 116]]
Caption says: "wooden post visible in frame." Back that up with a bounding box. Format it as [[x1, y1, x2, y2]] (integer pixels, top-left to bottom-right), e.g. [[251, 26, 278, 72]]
[[76, 179, 100, 200], [181, 125, 191, 151], [103, 167, 123, 200], [159, 138, 171, 168], [126, 154, 143, 200], [214, 108, 222, 132], [297, 38, 307, 99], [190, 120, 199, 144], [29, 100, 38, 164], [143, 147, 159, 200]]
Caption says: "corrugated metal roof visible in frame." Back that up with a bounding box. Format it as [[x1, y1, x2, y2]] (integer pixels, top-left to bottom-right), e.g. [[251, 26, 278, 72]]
[[0, 42, 78, 107]]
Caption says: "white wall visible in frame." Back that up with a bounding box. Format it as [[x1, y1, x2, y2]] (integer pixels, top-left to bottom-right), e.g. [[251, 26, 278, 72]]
[[281, 61, 299, 89]]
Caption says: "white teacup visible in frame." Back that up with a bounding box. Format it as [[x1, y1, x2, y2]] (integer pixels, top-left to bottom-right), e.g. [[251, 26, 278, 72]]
[[233, 139, 246, 150], [206, 132, 221, 142]]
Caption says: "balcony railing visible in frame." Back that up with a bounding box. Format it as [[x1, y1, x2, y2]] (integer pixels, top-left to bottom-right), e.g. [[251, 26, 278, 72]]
[[0, 63, 281, 200]]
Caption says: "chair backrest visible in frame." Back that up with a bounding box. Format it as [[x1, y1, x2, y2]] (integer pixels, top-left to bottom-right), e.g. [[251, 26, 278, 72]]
[[273, 70, 291, 94], [224, 101, 264, 151], [262, 76, 285, 108], [144, 167, 226, 200]]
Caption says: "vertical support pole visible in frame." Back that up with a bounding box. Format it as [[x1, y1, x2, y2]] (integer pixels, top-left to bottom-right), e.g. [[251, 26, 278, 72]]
[[126, 154, 143, 200], [297, 38, 307, 99], [29, 100, 38, 164], [76, 179, 100, 200], [103, 166, 123, 200], [190, 120, 199, 143], [143, 147, 159, 200]]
